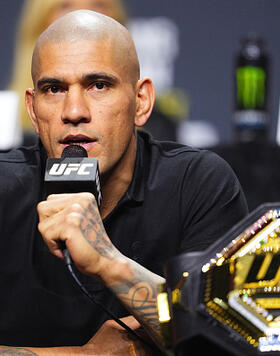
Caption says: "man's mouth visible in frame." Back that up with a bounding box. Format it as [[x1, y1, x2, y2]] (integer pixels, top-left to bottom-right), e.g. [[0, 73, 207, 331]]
[[59, 135, 97, 153], [60, 135, 95, 146]]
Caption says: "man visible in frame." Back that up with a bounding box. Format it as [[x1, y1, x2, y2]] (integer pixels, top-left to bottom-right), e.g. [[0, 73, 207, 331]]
[[0, 10, 248, 355]]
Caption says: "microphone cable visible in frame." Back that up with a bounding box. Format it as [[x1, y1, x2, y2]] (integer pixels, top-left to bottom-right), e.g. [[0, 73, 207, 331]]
[[63, 251, 164, 355]]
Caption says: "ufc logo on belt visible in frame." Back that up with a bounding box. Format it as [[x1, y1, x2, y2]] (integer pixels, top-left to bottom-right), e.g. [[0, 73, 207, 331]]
[[49, 163, 95, 176]]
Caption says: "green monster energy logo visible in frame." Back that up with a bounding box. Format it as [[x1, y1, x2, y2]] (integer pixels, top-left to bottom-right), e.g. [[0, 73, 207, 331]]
[[236, 66, 266, 109]]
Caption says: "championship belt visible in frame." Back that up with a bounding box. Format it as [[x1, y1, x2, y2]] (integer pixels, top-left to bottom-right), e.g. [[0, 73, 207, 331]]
[[157, 203, 280, 355]]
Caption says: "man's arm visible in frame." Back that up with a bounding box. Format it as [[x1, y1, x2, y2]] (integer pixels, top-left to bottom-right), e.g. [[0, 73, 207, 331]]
[[108, 258, 165, 346], [0, 316, 152, 355], [0, 346, 78, 355], [37, 193, 165, 346]]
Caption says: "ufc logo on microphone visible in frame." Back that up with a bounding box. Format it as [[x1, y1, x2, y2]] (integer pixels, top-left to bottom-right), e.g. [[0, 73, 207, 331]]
[[49, 163, 94, 176]]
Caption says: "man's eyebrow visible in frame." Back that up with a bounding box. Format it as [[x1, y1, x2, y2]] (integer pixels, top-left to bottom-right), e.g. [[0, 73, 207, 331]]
[[83, 72, 120, 84], [37, 77, 62, 89]]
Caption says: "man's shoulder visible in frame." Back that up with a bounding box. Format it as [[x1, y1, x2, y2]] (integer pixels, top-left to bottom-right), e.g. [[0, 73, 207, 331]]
[[0, 143, 42, 185], [138, 130, 226, 170], [0, 143, 41, 165], [0, 143, 43, 198]]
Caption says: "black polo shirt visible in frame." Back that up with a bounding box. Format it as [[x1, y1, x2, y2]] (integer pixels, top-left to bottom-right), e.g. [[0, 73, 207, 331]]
[[0, 131, 248, 347]]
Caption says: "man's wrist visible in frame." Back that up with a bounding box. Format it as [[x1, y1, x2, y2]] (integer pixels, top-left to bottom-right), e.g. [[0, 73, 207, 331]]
[[98, 254, 132, 287]]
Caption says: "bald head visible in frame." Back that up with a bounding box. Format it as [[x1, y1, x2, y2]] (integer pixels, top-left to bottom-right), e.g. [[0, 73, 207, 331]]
[[31, 10, 140, 84]]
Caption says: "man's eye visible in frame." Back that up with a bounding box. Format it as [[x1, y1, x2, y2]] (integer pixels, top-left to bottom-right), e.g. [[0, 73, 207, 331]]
[[95, 82, 107, 90], [42, 85, 62, 94], [49, 85, 60, 93]]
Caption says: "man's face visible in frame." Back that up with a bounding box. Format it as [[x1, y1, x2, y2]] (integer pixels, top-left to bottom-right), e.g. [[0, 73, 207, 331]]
[[28, 39, 138, 176]]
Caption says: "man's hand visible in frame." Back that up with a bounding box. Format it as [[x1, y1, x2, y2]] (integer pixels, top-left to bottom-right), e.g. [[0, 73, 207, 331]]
[[37, 192, 165, 348], [37, 192, 122, 280], [82, 316, 153, 355], [0, 316, 153, 355]]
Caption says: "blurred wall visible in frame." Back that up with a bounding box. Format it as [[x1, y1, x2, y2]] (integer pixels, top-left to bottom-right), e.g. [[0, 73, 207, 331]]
[[1, 0, 280, 144]]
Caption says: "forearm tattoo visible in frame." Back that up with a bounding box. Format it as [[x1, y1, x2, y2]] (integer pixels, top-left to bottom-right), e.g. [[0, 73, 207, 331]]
[[111, 256, 163, 335], [114, 278, 160, 330], [79, 201, 116, 259], [0, 348, 37, 355]]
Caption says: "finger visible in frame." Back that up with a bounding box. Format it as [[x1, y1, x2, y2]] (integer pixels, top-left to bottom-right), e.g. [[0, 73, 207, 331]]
[[119, 316, 141, 331], [38, 204, 82, 256], [38, 218, 66, 260], [129, 343, 137, 356], [47, 192, 95, 202], [38, 192, 96, 220], [118, 317, 154, 354], [105, 316, 141, 333], [47, 193, 88, 200]]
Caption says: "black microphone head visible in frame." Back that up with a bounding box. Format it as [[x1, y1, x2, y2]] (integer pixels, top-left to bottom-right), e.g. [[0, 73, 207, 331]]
[[61, 145, 88, 158], [45, 144, 101, 206]]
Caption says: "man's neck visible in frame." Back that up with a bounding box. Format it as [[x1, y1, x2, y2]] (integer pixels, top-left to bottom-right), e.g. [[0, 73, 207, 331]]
[[100, 177, 131, 219], [99, 135, 138, 220]]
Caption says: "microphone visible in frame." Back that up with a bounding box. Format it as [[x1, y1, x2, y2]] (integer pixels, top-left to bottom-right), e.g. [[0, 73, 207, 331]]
[[44, 145, 102, 263], [44, 145, 102, 204]]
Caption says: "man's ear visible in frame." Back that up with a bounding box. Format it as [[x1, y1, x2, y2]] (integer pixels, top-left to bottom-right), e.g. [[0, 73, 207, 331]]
[[25, 88, 39, 134], [134, 78, 155, 127]]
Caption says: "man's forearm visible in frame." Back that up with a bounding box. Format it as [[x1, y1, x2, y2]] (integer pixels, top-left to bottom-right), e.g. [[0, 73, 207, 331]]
[[105, 256, 165, 346], [0, 346, 80, 355]]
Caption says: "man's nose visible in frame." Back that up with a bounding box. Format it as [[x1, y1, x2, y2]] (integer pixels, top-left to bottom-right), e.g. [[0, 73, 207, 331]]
[[61, 88, 91, 125]]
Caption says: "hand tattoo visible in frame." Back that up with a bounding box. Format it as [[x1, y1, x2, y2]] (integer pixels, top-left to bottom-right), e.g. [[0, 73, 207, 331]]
[[79, 201, 116, 259]]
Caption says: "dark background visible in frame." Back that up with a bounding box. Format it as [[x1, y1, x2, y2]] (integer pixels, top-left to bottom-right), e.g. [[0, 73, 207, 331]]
[[1, 0, 280, 144]]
